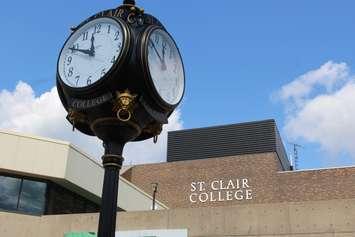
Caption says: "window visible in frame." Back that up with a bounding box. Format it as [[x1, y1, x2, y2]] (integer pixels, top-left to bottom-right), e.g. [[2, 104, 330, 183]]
[[0, 176, 21, 211], [0, 175, 47, 215], [18, 179, 46, 215]]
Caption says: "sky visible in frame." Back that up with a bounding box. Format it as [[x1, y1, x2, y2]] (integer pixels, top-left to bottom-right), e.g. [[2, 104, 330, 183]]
[[0, 0, 355, 169]]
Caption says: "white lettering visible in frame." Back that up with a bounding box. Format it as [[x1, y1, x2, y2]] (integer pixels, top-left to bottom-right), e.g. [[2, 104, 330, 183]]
[[242, 179, 249, 188], [220, 180, 227, 190], [191, 182, 196, 192], [189, 178, 253, 203], [236, 179, 240, 189], [226, 180, 235, 190], [199, 193, 209, 203], [246, 189, 252, 200], [235, 190, 244, 200], [218, 191, 225, 201], [197, 181, 206, 192], [210, 192, 217, 202], [211, 180, 219, 191], [189, 193, 197, 203], [226, 191, 233, 201]]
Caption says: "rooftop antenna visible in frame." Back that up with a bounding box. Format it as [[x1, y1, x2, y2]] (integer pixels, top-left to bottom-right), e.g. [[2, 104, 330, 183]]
[[289, 143, 303, 170]]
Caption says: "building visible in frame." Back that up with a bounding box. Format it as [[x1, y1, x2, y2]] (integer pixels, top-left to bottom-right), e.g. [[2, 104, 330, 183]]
[[1, 119, 355, 237], [0, 130, 166, 216]]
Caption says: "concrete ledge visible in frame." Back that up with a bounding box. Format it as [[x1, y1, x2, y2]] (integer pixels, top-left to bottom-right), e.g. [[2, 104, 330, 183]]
[[1, 198, 355, 237]]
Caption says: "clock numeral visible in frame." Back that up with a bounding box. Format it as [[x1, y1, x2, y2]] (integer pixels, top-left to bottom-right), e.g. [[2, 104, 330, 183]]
[[114, 31, 120, 40], [107, 25, 111, 34], [148, 40, 154, 49], [75, 75, 80, 85], [154, 35, 159, 44], [118, 42, 122, 49], [95, 24, 101, 33], [87, 76, 92, 85], [101, 68, 106, 76], [71, 43, 79, 53], [170, 50, 174, 59], [111, 56, 116, 64], [67, 56, 72, 66], [68, 67, 74, 77], [162, 40, 167, 51], [82, 31, 88, 41]]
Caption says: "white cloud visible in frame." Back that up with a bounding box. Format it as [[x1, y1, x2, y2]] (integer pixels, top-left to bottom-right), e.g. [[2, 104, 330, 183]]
[[276, 61, 355, 159], [0, 82, 183, 165], [277, 61, 349, 108]]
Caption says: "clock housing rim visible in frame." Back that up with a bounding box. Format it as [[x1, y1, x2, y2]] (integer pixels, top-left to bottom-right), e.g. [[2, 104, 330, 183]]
[[56, 16, 131, 94], [140, 25, 186, 110]]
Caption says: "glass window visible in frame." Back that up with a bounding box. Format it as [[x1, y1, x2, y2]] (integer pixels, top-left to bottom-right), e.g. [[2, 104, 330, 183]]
[[0, 176, 21, 211], [18, 179, 47, 215]]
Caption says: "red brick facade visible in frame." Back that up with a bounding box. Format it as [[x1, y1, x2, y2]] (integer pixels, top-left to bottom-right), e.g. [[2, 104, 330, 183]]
[[122, 152, 355, 208]]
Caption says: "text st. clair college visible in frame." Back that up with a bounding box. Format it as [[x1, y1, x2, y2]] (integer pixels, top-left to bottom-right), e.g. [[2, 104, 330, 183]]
[[189, 178, 253, 204]]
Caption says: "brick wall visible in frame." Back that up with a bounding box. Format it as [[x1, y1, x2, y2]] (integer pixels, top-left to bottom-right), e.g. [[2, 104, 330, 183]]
[[122, 152, 355, 208]]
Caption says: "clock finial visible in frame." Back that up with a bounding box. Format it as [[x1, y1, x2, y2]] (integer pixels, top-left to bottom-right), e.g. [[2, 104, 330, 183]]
[[123, 0, 135, 5]]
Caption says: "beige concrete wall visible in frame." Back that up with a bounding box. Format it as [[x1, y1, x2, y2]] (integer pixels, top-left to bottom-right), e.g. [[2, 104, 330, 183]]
[[0, 130, 69, 179], [1, 199, 354, 237], [0, 130, 167, 211]]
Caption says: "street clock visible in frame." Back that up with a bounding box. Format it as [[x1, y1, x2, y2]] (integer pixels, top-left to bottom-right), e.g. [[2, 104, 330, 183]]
[[56, 1, 185, 142], [55, 1, 185, 237]]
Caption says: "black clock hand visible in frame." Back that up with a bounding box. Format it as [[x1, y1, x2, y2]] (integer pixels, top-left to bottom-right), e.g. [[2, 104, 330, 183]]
[[161, 42, 167, 71], [89, 33, 95, 56], [69, 47, 93, 55], [149, 40, 163, 63]]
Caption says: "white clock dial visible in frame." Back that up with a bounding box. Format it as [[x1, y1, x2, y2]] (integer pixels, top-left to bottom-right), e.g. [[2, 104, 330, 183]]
[[58, 17, 125, 88], [147, 29, 185, 105]]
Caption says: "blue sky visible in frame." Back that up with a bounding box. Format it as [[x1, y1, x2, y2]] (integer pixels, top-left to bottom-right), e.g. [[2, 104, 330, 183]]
[[1, 0, 355, 168]]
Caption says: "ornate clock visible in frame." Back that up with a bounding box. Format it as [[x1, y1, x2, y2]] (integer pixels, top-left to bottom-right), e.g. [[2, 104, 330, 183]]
[[55, 1, 185, 236], [56, 2, 185, 141]]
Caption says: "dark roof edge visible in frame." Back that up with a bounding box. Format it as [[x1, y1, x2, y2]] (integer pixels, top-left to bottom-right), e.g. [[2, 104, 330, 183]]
[[168, 119, 276, 135]]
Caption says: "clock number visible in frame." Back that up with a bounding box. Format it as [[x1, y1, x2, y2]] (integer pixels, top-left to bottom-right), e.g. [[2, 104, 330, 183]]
[[111, 56, 116, 64], [71, 43, 79, 53], [154, 35, 159, 44], [75, 75, 80, 85], [82, 31, 88, 41], [101, 68, 106, 76], [162, 41, 167, 51], [114, 31, 120, 40], [107, 25, 111, 34], [148, 40, 154, 49], [67, 56, 72, 66], [95, 24, 101, 33], [169, 49, 174, 59], [68, 67, 74, 77], [87, 76, 92, 86]]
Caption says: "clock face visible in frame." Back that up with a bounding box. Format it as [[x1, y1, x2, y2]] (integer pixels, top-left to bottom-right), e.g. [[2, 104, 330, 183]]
[[58, 17, 126, 88], [146, 28, 185, 106]]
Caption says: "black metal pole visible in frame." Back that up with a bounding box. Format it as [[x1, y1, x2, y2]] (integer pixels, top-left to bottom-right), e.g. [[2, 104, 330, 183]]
[[151, 183, 158, 210], [98, 141, 124, 237]]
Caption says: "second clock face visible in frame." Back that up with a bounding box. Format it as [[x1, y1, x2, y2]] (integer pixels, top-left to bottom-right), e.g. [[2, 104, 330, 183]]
[[58, 17, 125, 88], [146, 28, 185, 106]]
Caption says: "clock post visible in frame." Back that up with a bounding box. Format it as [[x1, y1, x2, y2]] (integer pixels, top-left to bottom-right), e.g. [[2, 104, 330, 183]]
[[56, 0, 185, 236]]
